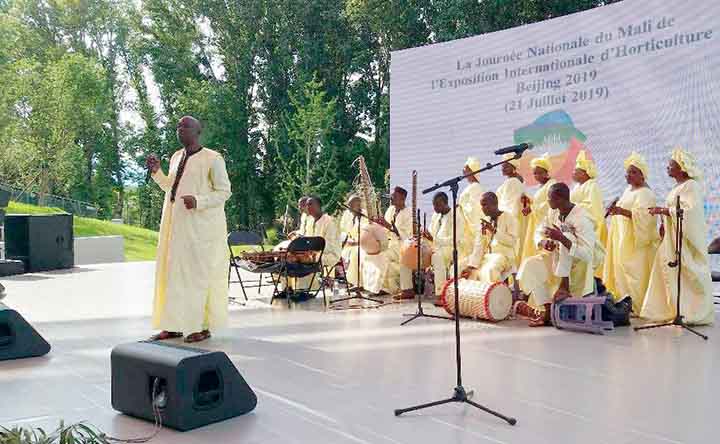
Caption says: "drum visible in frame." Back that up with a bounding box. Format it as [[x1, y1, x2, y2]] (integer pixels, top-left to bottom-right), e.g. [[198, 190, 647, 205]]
[[359, 223, 388, 255], [399, 238, 432, 269], [441, 279, 512, 322]]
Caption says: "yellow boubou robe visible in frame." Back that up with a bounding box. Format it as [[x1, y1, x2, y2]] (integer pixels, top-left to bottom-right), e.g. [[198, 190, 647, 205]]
[[340, 209, 364, 287], [602, 186, 659, 313], [571, 179, 608, 276], [362, 206, 413, 294], [151, 148, 231, 333], [520, 179, 557, 264], [466, 212, 518, 283], [459, 182, 485, 258], [640, 180, 714, 325], [497, 177, 527, 267], [518, 204, 597, 306], [428, 208, 464, 294]]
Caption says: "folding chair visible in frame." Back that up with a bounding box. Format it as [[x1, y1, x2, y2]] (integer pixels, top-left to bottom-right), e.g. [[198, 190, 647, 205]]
[[271, 236, 327, 307], [228, 230, 268, 302]]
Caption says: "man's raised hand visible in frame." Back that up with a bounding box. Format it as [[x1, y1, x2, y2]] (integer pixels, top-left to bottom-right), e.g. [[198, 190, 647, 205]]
[[146, 154, 160, 173]]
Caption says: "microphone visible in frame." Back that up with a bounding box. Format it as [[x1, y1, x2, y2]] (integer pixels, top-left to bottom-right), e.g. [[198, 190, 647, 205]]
[[604, 197, 619, 218], [494, 143, 533, 155]]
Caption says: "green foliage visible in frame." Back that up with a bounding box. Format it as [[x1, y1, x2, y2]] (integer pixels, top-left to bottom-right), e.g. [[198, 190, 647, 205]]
[[0, 422, 111, 444], [0, 0, 617, 231]]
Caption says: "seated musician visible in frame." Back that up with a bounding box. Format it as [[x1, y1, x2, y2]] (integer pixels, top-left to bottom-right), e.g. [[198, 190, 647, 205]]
[[279, 196, 341, 299], [363, 186, 413, 298], [460, 192, 518, 284], [290, 196, 312, 239], [423, 192, 464, 305], [340, 194, 364, 287], [517, 183, 597, 327]]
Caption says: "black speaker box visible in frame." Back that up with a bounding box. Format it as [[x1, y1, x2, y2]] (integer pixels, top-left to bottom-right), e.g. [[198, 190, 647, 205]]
[[111, 341, 257, 431], [5, 214, 74, 272], [0, 302, 51, 361]]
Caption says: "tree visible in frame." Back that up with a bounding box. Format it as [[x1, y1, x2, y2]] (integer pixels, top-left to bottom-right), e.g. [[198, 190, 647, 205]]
[[275, 75, 349, 213]]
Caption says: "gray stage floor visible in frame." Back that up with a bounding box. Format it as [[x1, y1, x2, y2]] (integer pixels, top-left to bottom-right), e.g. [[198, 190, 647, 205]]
[[1, 262, 719, 444]]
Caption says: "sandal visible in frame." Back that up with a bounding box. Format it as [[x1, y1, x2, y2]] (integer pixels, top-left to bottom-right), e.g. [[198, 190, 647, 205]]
[[184, 330, 212, 343], [149, 331, 183, 341]]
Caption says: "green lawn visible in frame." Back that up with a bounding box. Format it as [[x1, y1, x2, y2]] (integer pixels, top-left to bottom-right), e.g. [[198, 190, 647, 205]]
[[6, 201, 158, 261]]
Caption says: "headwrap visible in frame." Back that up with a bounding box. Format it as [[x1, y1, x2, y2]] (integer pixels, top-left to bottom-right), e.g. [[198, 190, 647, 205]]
[[502, 153, 520, 168], [530, 153, 552, 172], [465, 157, 482, 180], [575, 150, 598, 179], [623, 151, 649, 180], [671, 147, 702, 180]]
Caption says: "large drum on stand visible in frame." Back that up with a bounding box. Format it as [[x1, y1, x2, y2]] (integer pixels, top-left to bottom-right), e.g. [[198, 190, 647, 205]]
[[441, 279, 512, 322]]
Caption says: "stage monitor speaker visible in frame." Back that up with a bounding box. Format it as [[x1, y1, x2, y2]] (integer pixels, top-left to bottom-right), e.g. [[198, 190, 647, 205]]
[[5, 214, 74, 272], [0, 302, 51, 361], [111, 341, 257, 431]]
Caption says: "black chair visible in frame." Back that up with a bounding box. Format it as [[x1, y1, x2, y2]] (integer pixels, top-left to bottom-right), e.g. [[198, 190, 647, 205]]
[[271, 236, 327, 307], [709, 237, 720, 304], [228, 230, 268, 302]]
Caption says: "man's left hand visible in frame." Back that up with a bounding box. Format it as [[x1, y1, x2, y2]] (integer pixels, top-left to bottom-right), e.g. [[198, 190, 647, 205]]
[[181, 195, 197, 210]]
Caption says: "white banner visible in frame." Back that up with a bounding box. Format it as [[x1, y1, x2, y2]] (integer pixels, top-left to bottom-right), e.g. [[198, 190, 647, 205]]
[[390, 0, 720, 240]]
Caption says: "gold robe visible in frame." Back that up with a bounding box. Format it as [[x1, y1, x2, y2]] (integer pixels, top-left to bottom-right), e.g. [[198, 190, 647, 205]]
[[362, 206, 413, 293], [151, 148, 231, 333], [602, 186, 659, 313], [520, 179, 557, 263], [640, 180, 714, 325], [518, 204, 596, 305], [458, 182, 484, 259], [340, 209, 364, 287], [571, 179, 608, 276], [466, 212, 518, 283], [428, 208, 464, 294], [497, 177, 527, 266]]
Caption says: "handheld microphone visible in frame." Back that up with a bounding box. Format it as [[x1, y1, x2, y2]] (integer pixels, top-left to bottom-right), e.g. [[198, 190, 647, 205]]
[[494, 143, 533, 155], [604, 197, 619, 218]]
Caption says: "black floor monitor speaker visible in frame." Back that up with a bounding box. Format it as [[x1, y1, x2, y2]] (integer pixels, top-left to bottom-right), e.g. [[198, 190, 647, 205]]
[[111, 341, 257, 431], [0, 302, 51, 361], [5, 214, 74, 272]]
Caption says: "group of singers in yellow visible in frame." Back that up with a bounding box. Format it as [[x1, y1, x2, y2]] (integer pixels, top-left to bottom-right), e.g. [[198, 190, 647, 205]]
[[292, 147, 714, 328]]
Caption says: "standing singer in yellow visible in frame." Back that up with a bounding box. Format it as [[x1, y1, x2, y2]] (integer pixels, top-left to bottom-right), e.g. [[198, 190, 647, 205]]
[[520, 153, 556, 263], [497, 154, 527, 266], [641, 148, 714, 325], [146, 116, 231, 343], [602, 152, 659, 313], [571, 150, 607, 277]]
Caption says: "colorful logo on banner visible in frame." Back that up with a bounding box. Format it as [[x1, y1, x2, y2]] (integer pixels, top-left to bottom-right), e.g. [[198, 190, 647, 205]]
[[512, 109, 591, 185]]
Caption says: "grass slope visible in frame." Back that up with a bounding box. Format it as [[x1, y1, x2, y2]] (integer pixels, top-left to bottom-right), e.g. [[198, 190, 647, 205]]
[[6, 201, 158, 261]]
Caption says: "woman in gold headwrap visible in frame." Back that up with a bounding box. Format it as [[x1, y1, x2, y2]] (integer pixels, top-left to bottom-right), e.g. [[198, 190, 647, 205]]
[[520, 153, 556, 263], [459, 157, 485, 260], [640, 148, 714, 325], [496, 154, 527, 266], [602, 152, 659, 313], [571, 150, 607, 276]]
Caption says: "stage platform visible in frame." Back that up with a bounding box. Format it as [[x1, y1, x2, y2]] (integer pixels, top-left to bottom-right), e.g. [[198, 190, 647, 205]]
[[1, 262, 718, 444]]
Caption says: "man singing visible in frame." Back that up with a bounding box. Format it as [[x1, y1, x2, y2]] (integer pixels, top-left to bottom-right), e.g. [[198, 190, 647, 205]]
[[146, 116, 232, 343]]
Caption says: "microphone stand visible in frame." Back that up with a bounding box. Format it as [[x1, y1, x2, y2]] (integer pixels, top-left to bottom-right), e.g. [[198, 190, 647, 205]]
[[394, 153, 520, 425], [328, 203, 385, 308], [401, 210, 453, 326], [635, 195, 709, 340]]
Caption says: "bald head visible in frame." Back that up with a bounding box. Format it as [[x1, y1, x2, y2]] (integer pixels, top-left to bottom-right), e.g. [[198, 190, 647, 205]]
[[548, 182, 571, 210], [480, 191, 499, 217], [176, 116, 202, 147]]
